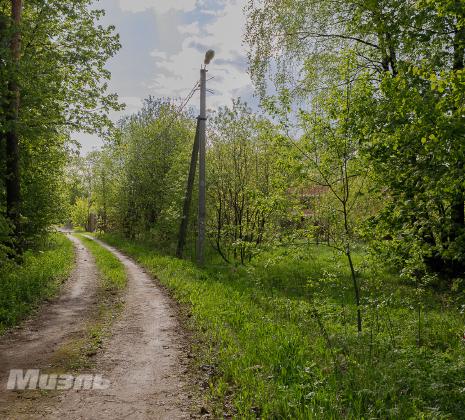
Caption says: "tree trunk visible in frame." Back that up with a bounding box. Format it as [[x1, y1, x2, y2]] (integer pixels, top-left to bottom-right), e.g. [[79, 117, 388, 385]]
[[346, 248, 362, 333], [5, 0, 22, 250], [450, 24, 465, 249]]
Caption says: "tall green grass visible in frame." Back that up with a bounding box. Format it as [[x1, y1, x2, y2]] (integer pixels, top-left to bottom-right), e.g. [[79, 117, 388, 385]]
[[76, 234, 126, 292], [0, 233, 75, 334], [98, 233, 465, 419]]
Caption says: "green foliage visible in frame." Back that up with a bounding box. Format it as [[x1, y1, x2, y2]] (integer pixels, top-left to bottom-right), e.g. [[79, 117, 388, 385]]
[[296, 55, 374, 247], [20, 134, 71, 242], [71, 197, 90, 230], [115, 101, 195, 242], [72, 98, 196, 248], [0, 233, 74, 334], [362, 63, 465, 279], [76, 234, 126, 292], [79, 98, 298, 263], [10, 0, 123, 136], [245, 0, 465, 279], [208, 100, 294, 263], [99, 233, 465, 418], [0, 0, 122, 249], [0, 209, 13, 264]]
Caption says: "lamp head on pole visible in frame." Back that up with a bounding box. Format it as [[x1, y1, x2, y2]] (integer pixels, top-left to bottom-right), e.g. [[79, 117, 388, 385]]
[[204, 49, 215, 65]]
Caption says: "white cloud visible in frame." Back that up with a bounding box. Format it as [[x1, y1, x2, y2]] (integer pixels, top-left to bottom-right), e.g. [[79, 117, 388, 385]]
[[118, 0, 197, 14], [76, 0, 252, 154], [149, 0, 252, 108], [120, 96, 144, 111], [200, 1, 245, 61], [178, 22, 201, 35]]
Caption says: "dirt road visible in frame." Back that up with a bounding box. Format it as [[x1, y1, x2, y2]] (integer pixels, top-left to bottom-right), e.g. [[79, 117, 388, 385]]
[[0, 234, 192, 419]]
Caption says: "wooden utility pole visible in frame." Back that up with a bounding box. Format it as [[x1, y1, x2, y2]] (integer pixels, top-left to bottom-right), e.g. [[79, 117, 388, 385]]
[[177, 50, 214, 264], [5, 0, 23, 249], [176, 118, 200, 258], [197, 68, 207, 265]]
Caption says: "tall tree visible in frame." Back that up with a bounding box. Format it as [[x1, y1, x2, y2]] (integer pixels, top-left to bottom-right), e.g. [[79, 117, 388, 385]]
[[0, 0, 122, 252], [4, 0, 22, 249], [245, 0, 465, 278], [450, 0, 465, 247]]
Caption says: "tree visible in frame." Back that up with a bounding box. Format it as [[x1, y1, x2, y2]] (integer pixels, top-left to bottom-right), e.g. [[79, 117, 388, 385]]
[[0, 0, 122, 252], [245, 0, 465, 279], [71, 197, 90, 230], [358, 1, 465, 278], [81, 98, 196, 246], [207, 101, 291, 263], [4, 0, 22, 250], [298, 58, 375, 332]]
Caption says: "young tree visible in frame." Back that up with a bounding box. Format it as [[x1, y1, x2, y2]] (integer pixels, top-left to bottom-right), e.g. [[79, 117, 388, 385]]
[[87, 98, 196, 245], [295, 58, 372, 333], [208, 101, 291, 263]]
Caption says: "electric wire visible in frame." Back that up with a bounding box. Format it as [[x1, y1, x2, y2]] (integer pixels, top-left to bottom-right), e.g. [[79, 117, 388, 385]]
[[155, 80, 200, 139]]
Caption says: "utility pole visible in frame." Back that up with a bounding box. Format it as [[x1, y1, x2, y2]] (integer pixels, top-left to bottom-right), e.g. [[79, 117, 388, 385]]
[[197, 68, 207, 265], [177, 118, 200, 258], [197, 50, 214, 266]]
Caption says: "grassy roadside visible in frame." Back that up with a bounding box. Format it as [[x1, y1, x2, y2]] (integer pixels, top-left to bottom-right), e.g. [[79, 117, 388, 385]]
[[97, 233, 465, 419], [76, 234, 126, 292], [50, 234, 127, 371], [0, 233, 75, 335]]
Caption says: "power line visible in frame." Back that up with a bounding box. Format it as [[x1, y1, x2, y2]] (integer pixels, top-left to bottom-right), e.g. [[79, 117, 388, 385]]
[[156, 81, 200, 138]]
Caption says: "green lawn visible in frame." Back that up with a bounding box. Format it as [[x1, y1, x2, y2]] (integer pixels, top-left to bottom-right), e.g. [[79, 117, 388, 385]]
[[98, 233, 465, 419], [0, 233, 75, 334]]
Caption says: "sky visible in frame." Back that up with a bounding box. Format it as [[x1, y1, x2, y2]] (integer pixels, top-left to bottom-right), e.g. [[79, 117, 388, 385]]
[[74, 0, 254, 154]]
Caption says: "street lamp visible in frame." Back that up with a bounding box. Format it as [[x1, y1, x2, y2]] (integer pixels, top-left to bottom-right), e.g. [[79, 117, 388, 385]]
[[204, 49, 215, 65], [197, 50, 214, 265]]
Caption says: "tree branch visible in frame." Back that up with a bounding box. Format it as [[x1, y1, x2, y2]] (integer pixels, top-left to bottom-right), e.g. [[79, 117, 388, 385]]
[[287, 31, 380, 50]]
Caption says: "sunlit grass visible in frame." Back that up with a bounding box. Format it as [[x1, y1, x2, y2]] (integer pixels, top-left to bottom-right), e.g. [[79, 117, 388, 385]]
[[98, 233, 465, 418], [0, 233, 75, 334], [76, 234, 126, 292]]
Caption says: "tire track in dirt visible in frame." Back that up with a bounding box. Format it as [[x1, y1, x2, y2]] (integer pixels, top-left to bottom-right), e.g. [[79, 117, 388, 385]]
[[49, 236, 192, 419], [0, 233, 100, 412], [1, 235, 193, 419]]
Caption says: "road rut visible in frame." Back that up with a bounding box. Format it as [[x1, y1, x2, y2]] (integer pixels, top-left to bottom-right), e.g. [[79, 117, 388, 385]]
[[0, 234, 191, 419]]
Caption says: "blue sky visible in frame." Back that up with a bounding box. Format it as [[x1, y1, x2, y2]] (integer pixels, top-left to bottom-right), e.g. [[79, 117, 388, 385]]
[[75, 0, 253, 153]]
